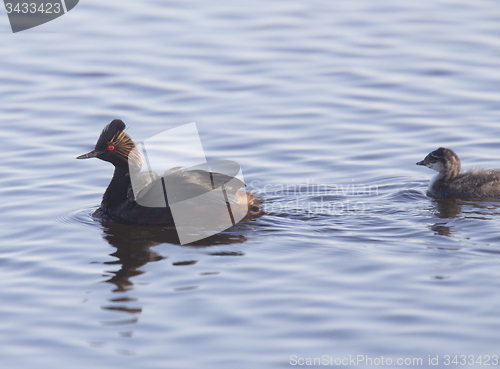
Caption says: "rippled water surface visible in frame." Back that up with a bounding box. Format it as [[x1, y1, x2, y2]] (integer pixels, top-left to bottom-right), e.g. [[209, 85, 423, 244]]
[[2, 1, 500, 368]]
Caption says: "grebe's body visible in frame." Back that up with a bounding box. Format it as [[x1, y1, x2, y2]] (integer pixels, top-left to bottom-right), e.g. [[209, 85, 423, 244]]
[[77, 120, 260, 224], [417, 147, 500, 198]]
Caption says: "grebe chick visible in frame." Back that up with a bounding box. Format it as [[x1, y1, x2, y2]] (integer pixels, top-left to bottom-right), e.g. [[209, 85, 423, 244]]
[[77, 119, 261, 225], [416, 147, 500, 198]]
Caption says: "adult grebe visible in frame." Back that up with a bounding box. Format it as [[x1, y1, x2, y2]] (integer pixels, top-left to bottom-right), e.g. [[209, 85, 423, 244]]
[[77, 119, 261, 224]]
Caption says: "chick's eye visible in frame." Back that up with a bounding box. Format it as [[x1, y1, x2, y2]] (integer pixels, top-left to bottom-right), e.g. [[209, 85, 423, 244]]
[[107, 144, 114, 151]]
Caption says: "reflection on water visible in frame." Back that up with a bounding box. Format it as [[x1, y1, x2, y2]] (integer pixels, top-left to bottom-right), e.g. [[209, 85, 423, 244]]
[[432, 198, 462, 220], [429, 197, 500, 237], [97, 218, 255, 327], [101, 222, 167, 293]]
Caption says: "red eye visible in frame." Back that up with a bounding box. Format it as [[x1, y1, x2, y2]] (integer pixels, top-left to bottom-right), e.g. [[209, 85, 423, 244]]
[[107, 144, 114, 151]]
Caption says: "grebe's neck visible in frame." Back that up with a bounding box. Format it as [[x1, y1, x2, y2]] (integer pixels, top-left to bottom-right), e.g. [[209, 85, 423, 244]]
[[443, 159, 460, 181], [429, 172, 445, 190], [102, 165, 130, 211]]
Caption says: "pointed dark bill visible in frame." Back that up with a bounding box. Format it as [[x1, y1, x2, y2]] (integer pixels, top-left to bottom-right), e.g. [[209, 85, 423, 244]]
[[76, 150, 99, 159]]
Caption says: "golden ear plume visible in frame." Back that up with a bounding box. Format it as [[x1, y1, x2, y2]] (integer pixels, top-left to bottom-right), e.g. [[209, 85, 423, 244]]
[[109, 129, 142, 169]]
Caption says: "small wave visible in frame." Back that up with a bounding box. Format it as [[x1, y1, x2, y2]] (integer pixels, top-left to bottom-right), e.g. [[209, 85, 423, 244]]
[[52, 205, 101, 227], [387, 189, 428, 202]]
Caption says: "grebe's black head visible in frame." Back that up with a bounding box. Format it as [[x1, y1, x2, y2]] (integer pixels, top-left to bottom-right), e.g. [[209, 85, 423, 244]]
[[417, 147, 461, 180], [77, 119, 139, 169]]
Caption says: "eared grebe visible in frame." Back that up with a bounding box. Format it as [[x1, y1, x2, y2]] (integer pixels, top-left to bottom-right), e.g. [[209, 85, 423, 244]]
[[417, 147, 500, 198], [77, 119, 261, 225]]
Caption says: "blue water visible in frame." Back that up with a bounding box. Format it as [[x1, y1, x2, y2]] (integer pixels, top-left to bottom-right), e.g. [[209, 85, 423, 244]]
[[1, 1, 500, 368]]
